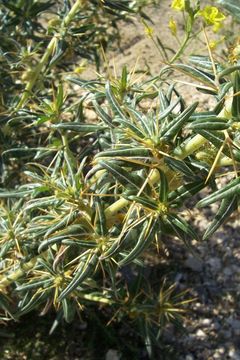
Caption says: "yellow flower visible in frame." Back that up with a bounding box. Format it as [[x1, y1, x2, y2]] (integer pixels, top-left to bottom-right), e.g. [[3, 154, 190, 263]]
[[213, 22, 222, 33], [74, 60, 87, 74], [171, 0, 185, 11], [169, 18, 177, 36], [198, 6, 225, 32], [209, 40, 217, 49], [208, 36, 225, 50], [144, 24, 154, 38]]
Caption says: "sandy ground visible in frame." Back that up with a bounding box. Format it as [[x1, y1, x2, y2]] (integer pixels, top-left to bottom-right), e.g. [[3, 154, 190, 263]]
[[82, 0, 220, 111]]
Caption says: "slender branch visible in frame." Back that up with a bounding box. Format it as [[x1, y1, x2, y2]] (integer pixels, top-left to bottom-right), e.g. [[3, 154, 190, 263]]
[[173, 134, 207, 159], [104, 169, 160, 217], [16, 36, 58, 110], [169, 33, 190, 64], [0, 258, 37, 290], [16, 0, 85, 110]]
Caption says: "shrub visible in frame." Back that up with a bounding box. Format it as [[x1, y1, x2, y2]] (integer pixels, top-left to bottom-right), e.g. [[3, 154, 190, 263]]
[[0, 0, 240, 357]]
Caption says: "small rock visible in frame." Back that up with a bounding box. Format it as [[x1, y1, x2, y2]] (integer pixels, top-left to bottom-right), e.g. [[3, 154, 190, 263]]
[[184, 255, 203, 272], [207, 257, 222, 273], [228, 347, 240, 360], [232, 320, 240, 330], [218, 347, 225, 354], [195, 329, 207, 339], [201, 318, 211, 326], [84, 109, 98, 122], [185, 355, 194, 360], [213, 321, 221, 330], [222, 330, 232, 339], [105, 350, 120, 360], [223, 267, 233, 277], [227, 318, 240, 335]]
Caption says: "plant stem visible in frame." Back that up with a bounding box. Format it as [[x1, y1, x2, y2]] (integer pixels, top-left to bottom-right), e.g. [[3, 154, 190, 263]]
[[104, 169, 160, 217], [104, 198, 129, 218], [62, 0, 85, 27], [173, 134, 207, 159], [16, 0, 85, 110], [16, 36, 58, 110], [218, 156, 235, 167], [78, 292, 114, 305], [169, 33, 190, 64], [0, 258, 37, 290]]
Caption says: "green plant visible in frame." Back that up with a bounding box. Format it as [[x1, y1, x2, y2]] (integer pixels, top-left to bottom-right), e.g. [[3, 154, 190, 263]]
[[1, 0, 240, 358]]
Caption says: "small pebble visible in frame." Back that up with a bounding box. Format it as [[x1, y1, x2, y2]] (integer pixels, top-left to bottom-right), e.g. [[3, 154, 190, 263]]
[[195, 329, 207, 339], [201, 318, 211, 326], [185, 355, 194, 360], [223, 267, 233, 277], [228, 348, 240, 360], [184, 255, 203, 272], [105, 350, 120, 360], [207, 257, 222, 273]]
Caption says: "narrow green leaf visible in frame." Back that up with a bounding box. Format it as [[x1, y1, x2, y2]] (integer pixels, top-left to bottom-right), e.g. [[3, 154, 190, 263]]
[[165, 157, 195, 179], [95, 198, 107, 236], [58, 252, 98, 301], [49, 39, 68, 68], [2, 148, 48, 159], [0, 190, 33, 198], [161, 102, 198, 140], [38, 235, 66, 253], [103, 0, 135, 13], [126, 195, 159, 211], [168, 64, 217, 88], [197, 177, 240, 207], [168, 180, 206, 205], [197, 129, 240, 162], [167, 214, 198, 240], [232, 70, 240, 120], [119, 218, 158, 267], [159, 170, 169, 202], [218, 0, 240, 21], [105, 81, 127, 120], [51, 123, 106, 132], [44, 211, 79, 238], [62, 298, 76, 323], [24, 197, 64, 211], [16, 292, 48, 317], [95, 147, 151, 159], [15, 279, 52, 292], [93, 99, 113, 127], [127, 107, 152, 136], [189, 111, 216, 121], [100, 228, 137, 260], [159, 97, 181, 121], [203, 196, 238, 239], [120, 65, 128, 93], [98, 160, 141, 191], [39, 225, 86, 252], [189, 118, 230, 131], [114, 116, 145, 138], [189, 55, 219, 72], [218, 65, 240, 79], [56, 84, 64, 110]]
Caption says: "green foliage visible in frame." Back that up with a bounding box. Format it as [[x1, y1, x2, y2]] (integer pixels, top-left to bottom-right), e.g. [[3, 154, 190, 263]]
[[218, 0, 240, 21], [0, 0, 240, 357]]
